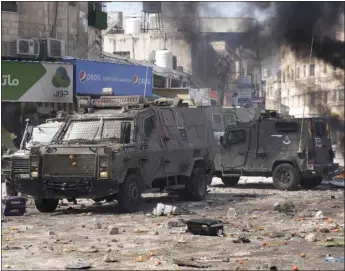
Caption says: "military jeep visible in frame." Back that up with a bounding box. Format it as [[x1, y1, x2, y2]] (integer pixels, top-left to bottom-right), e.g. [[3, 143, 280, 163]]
[[215, 111, 338, 190], [14, 96, 218, 213]]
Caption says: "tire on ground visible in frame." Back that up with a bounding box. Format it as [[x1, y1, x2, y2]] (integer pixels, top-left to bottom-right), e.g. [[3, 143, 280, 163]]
[[221, 176, 240, 187], [179, 168, 207, 201], [35, 198, 59, 213], [272, 163, 300, 190], [117, 174, 142, 213], [300, 176, 323, 189]]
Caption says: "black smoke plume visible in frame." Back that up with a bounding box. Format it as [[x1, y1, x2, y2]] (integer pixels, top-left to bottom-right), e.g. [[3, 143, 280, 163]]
[[247, 2, 345, 70]]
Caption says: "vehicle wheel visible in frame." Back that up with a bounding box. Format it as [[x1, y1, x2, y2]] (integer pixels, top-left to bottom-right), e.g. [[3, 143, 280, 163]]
[[300, 176, 323, 189], [34, 198, 59, 213], [272, 163, 300, 191], [117, 174, 142, 213], [222, 176, 240, 187], [179, 168, 207, 201], [5, 180, 17, 196]]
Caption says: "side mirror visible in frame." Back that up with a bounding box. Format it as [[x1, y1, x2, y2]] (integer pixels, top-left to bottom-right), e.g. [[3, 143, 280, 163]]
[[120, 122, 131, 144]]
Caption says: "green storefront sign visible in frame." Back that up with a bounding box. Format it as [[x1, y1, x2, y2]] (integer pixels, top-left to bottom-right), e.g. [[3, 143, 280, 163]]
[[1, 61, 74, 103]]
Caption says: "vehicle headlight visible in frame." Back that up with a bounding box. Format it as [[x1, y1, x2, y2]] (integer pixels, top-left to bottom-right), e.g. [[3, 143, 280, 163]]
[[30, 156, 40, 178], [100, 171, 108, 178]]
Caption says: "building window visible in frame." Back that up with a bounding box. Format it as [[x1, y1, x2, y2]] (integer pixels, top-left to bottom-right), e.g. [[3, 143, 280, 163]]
[[303, 65, 306, 77], [291, 69, 294, 80], [1, 1, 18, 12], [247, 65, 253, 76], [283, 73, 285, 83], [310, 93, 316, 104], [324, 63, 327, 73], [69, 2, 76, 7], [287, 66, 290, 80], [297, 67, 300, 79], [324, 91, 328, 104], [310, 64, 315, 76]]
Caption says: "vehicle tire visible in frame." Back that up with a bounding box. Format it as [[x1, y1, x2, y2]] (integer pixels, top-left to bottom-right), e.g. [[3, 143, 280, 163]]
[[117, 174, 142, 213], [179, 168, 207, 201], [34, 198, 59, 213], [300, 176, 323, 189], [272, 163, 300, 191], [221, 176, 240, 187], [5, 180, 17, 196]]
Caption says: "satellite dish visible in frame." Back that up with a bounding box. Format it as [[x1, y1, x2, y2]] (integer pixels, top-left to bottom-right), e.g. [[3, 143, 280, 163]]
[[148, 50, 156, 65]]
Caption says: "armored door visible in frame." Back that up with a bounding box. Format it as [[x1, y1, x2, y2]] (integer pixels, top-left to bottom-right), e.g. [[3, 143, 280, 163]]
[[139, 110, 164, 183], [221, 128, 250, 170]]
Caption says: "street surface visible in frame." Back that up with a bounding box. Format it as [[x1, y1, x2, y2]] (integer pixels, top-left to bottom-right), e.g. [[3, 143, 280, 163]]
[[1, 177, 344, 270]]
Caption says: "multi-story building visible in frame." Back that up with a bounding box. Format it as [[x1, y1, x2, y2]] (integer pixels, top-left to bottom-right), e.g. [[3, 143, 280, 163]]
[[279, 17, 344, 118], [1, 1, 107, 60]]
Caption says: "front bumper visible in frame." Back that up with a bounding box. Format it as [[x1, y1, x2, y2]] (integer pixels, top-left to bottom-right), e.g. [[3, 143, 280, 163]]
[[15, 178, 119, 199]]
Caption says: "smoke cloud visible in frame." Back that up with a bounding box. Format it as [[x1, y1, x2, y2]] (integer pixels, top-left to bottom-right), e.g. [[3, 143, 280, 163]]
[[246, 2, 345, 70]]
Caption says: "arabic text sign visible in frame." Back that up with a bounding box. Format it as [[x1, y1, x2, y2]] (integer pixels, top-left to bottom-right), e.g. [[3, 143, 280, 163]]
[[1, 61, 73, 103], [69, 59, 153, 96]]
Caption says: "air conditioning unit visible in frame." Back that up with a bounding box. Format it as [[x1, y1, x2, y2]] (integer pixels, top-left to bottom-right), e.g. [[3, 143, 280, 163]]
[[12, 38, 39, 56], [39, 38, 65, 58]]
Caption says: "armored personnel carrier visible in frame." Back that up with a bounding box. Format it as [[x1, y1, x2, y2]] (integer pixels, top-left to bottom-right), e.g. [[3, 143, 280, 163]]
[[13, 96, 218, 213], [2, 112, 67, 196], [216, 110, 338, 190]]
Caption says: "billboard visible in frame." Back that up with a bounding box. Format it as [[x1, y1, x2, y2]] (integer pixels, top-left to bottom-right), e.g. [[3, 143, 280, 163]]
[[69, 59, 153, 97], [1, 61, 73, 103]]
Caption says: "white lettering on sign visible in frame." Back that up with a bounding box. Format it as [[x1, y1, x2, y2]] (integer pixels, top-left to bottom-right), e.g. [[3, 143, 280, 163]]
[[92, 95, 141, 106], [2, 75, 19, 86]]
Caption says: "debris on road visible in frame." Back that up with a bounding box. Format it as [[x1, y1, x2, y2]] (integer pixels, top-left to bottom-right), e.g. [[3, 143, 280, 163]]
[[108, 226, 119, 235], [173, 258, 212, 268], [186, 218, 224, 236], [65, 261, 92, 269], [274, 202, 295, 214], [152, 203, 180, 216]]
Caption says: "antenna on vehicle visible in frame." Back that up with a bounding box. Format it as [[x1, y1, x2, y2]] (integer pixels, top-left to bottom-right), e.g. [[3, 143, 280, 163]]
[[143, 50, 156, 98], [298, 36, 314, 153]]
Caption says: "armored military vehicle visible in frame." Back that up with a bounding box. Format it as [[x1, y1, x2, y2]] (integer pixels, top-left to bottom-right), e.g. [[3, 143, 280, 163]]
[[216, 110, 337, 190], [2, 113, 66, 196], [13, 96, 218, 213]]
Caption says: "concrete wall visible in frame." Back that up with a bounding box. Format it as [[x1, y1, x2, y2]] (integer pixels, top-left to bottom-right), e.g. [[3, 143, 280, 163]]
[[1, 2, 102, 60], [103, 32, 192, 73]]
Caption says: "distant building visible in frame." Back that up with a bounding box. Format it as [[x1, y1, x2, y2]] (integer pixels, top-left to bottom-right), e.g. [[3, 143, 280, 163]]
[[279, 17, 344, 118]]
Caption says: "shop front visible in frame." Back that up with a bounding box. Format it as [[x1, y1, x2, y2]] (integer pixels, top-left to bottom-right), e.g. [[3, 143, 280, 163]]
[[1, 61, 74, 147], [64, 58, 153, 97]]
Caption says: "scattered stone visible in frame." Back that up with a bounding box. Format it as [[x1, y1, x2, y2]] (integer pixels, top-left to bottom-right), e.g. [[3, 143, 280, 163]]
[[222, 257, 230, 262], [108, 226, 119, 235], [167, 220, 185, 228], [81, 225, 85, 228], [305, 233, 317, 242], [269, 266, 277, 271], [94, 223, 102, 229], [80, 245, 99, 253], [320, 228, 330, 233], [111, 239, 118, 242], [227, 207, 237, 218], [314, 210, 324, 219], [117, 243, 124, 248], [103, 254, 118, 263], [274, 202, 295, 214], [328, 223, 338, 230], [154, 230, 159, 235], [48, 231, 55, 236], [233, 237, 251, 243], [65, 261, 91, 269]]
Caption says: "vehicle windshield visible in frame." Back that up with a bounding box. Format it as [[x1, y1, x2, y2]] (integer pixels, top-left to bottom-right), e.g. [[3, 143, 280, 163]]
[[26, 123, 63, 147], [62, 118, 135, 143], [223, 113, 237, 126]]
